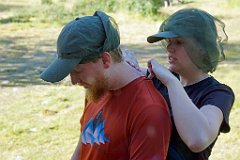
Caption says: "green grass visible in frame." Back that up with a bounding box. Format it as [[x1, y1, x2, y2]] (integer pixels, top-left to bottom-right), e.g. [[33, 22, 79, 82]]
[[0, 85, 85, 159], [0, 0, 240, 159]]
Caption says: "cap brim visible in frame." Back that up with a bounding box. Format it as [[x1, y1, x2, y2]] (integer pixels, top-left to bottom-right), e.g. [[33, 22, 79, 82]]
[[147, 31, 178, 43], [40, 57, 81, 83]]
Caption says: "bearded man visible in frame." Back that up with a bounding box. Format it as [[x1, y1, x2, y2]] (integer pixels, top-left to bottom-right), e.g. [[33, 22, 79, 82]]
[[40, 11, 171, 160]]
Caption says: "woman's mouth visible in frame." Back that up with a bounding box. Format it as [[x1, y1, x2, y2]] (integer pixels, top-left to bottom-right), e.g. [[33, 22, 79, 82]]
[[168, 56, 176, 63]]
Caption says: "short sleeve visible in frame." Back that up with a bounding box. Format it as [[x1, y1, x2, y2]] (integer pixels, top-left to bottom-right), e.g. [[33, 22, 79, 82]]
[[201, 84, 235, 133]]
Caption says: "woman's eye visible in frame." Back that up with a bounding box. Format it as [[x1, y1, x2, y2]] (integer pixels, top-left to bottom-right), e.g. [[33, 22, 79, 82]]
[[165, 39, 183, 47], [176, 40, 183, 45]]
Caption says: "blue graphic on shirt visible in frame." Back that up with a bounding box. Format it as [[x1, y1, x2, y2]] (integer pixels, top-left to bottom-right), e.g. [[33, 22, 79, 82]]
[[81, 111, 110, 145]]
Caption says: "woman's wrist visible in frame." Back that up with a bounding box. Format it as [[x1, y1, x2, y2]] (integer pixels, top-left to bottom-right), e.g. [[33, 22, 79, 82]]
[[165, 75, 180, 88]]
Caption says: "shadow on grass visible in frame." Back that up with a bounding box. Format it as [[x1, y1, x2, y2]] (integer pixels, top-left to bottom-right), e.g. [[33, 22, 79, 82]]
[[122, 43, 168, 64], [0, 15, 32, 24], [0, 2, 31, 23], [0, 35, 56, 87], [0, 3, 26, 12], [1, 36, 240, 87]]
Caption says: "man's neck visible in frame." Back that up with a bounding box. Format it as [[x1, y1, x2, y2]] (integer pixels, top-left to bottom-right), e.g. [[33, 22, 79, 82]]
[[109, 61, 144, 90]]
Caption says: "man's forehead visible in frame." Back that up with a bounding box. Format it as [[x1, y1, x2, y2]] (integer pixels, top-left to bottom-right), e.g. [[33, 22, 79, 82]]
[[73, 61, 100, 72], [166, 37, 182, 41]]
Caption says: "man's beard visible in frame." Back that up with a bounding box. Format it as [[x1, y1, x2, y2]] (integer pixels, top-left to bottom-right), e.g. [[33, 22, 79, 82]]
[[85, 75, 109, 103]]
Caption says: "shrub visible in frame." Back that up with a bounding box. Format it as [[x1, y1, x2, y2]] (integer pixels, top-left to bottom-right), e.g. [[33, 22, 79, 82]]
[[227, 0, 240, 8], [0, 0, 167, 25], [41, 0, 53, 4]]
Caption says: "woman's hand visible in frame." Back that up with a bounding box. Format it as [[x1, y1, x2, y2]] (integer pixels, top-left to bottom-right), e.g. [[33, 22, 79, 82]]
[[122, 48, 142, 72], [147, 58, 176, 86]]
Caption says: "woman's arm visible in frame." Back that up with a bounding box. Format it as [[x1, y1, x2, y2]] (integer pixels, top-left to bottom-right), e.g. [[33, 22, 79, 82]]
[[166, 78, 223, 152], [148, 58, 223, 152]]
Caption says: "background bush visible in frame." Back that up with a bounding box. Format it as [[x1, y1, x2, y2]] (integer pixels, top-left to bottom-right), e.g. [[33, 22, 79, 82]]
[[0, 0, 167, 25], [227, 0, 240, 7]]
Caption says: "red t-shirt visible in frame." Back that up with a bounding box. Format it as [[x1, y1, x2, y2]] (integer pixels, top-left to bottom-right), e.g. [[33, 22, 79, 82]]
[[79, 77, 171, 160]]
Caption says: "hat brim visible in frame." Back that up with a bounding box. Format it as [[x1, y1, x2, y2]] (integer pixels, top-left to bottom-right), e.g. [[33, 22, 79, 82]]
[[147, 31, 178, 43], [40, 57, 81, 83]]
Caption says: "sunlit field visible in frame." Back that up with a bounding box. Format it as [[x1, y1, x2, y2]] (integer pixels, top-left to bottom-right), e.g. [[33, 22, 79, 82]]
[[0, 0, 239, 159]]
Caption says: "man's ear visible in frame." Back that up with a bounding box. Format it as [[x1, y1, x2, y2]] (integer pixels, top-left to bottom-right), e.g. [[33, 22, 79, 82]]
[[101, 52, 111, 68]]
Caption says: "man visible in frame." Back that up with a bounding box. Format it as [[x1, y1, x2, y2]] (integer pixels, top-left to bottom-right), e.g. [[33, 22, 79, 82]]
[[40, 11, 171, 160]]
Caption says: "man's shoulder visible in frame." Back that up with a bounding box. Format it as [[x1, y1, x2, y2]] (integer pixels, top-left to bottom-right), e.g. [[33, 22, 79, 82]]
[[129, 78, 169, 111]]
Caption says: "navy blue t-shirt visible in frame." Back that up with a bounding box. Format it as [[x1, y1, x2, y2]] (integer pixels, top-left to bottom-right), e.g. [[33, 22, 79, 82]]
[[150, 75, 235, 160]]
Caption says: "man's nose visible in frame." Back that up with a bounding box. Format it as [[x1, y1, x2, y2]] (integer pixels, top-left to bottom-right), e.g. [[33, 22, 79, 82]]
[[70, 73, 81, 85]]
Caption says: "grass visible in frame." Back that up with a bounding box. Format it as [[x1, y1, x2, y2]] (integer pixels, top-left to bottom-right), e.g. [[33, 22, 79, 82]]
[[0, 85, 85, 159], [0, 0, 240, 159]]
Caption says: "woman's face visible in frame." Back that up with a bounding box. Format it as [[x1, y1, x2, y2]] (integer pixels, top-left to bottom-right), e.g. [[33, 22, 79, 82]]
[[165, 38, 198, 74]]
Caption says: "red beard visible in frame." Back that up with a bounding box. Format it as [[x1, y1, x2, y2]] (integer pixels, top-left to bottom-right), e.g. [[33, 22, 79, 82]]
[[85, 75, 109, 103]]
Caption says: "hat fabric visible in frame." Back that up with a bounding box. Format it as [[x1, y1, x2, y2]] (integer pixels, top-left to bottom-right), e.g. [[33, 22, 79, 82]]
[[147, 8, 227, 73], [147, 31, 178, 43], [40, 11, 120, 83]]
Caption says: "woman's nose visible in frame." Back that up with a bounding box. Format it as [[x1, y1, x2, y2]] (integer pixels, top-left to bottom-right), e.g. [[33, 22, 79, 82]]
[[167, 44, 175, 53]]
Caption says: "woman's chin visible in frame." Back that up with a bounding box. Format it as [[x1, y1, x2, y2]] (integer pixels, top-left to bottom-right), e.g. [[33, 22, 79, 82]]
[[169, 66, 181, 74], [168, 65, 177, 72]]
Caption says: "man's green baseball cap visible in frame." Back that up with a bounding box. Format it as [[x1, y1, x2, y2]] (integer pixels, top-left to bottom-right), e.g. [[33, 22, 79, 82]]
[[40, 11, 120, 83]]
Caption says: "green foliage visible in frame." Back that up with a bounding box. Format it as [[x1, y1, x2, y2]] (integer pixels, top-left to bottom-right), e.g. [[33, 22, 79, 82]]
[[0, 0, 167, 25], [77, 0, 119, 13], [36, 4, 72, 24], [72, 0, 164, 16], [227, 0, 240, 8], [41, 0, 53, 4], [0, 3, 77, 25], [126, 0, 164, 16]]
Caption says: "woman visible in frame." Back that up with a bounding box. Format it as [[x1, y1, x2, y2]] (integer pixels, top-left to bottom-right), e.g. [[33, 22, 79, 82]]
[[126, 8, 235, 159]]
